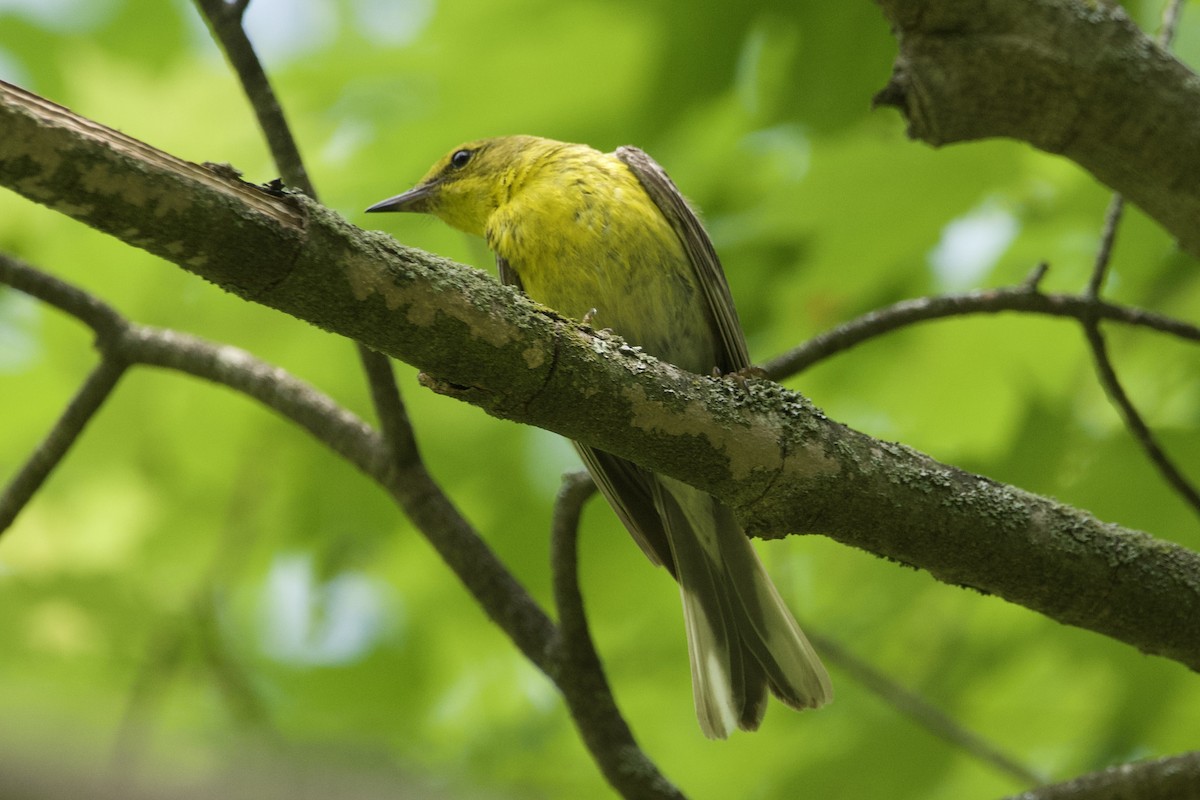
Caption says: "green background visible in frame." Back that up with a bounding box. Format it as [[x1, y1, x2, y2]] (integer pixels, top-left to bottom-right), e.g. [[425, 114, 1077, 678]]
[[1, 0, 1198, 797]]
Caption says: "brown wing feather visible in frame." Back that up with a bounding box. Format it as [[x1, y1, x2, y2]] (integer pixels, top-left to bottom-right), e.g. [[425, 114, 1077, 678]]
[[615, 146, 751, 374], [496, 254, 524, 292], [573, 445, 675, 577]]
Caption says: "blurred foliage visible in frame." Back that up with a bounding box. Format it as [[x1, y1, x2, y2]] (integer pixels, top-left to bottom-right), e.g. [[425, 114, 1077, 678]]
[[1, 0, 1199, 797]]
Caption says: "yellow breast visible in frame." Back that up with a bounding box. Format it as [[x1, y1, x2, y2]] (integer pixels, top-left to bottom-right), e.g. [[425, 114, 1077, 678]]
[[486, 145, 718, 373]]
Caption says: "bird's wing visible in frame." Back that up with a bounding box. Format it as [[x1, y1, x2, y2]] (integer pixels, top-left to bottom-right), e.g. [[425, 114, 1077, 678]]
[[616, 146, 752, 374], [495, 254, 524, 292], [573, 445, 676, 576]]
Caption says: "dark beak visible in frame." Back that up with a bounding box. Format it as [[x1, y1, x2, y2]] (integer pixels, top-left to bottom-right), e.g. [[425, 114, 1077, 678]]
[[365, 181, 437, 213]]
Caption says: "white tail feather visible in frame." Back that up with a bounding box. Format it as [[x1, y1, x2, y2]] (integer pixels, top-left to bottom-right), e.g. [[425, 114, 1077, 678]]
[[656, 476, 830, 737]]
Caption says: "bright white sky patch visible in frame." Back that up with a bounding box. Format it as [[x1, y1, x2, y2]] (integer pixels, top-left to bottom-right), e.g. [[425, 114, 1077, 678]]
[[0, 47, 27, 84], [928, 201, 1020, 290], [259, 552, 396, 665], [0, 0, 115, 31], [242, 0, 337, 63], [352, 0, 436, 46], [0, 291, 39, 373]]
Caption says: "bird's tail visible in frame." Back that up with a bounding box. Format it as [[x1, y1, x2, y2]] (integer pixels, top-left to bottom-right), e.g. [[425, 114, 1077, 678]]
[[653, 475, 831, 739]]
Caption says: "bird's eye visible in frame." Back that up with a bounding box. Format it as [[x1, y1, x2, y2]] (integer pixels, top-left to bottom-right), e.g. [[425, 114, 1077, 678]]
[[450, 149, 474, 168]]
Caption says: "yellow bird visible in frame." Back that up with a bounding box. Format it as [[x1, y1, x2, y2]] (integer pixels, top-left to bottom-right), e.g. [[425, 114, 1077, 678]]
[[367, 136, 830, 738]]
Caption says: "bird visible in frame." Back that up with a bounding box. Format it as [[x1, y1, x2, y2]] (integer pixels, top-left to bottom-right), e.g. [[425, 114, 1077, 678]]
[[366, 135, 830, 738]]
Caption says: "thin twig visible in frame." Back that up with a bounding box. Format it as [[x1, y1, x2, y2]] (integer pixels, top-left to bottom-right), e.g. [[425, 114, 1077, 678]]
[[1082, 322, 1200, 516], [0, 356, 127, 534], [549, 471, 687, 800], [193, 0, 311, 195], [1002, 751, 1200, 800], [1074, 0, 1200, 522], [1086, 194, 1125, 297], [762, 281, 1200, 381], [0, 251, 123, 337], [193, 0, 424, 501], [358, 348, 422, 467], [806, 631, 1044, 787], [551, 471, 599, 646], [0, 253, 133, 533]]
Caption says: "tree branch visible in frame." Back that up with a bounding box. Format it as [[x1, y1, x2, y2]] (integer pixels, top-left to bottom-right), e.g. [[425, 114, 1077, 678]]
[[1001, 751, 1200, 800], [761, 269, 1200, 380], [807, 631, 1043, 787], [873, 0, 1200, 260], [1080, 194, 1200, 519], [2, 80, 1199, 672], [194, 0, 312, 194], [550, 472, 687, 800], [0, 354, 126, 534], [192, 0, 422, 490]]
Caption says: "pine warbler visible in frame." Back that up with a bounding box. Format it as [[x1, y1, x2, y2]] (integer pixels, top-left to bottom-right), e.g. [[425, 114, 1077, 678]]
[[367, 136, 830, 738]]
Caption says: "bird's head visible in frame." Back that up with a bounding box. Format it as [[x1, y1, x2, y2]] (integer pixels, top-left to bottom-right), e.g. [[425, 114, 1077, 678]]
[[366, 135, 555, 237]]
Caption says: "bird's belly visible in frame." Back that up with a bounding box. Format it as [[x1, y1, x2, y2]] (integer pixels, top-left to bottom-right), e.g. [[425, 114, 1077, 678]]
[[519, 246, 718, 374]]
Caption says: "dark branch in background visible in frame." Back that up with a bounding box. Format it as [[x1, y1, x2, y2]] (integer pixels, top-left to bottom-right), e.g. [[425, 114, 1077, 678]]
[[1001, 751, 1200, 800], [1081, 327, 1200, 516], [1075, 1, 1200, 523], [0, 355, 126, 534], [806, 632, 1044, 787], [1086, 195, 1125, 298], [761, 265, 1200, 380], [192, 0, 419, 506], [194, 0, 310, 194], [1080, 198, 1200, 520], [550, 473, 686, 800], [359, 348, 422, 467], [0, 256, 131, 533]]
